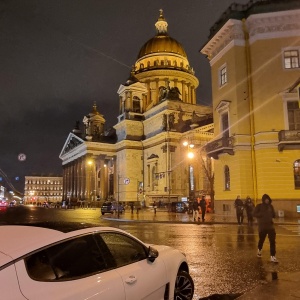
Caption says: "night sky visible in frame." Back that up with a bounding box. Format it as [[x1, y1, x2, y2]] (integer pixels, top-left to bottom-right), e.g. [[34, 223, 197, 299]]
[[0, 0, 250, 192]]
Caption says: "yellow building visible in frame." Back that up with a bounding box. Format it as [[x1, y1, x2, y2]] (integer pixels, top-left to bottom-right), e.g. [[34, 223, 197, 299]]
[[201, 0, 300, 217], [24, 175, 63, 205], [59, 10, 213, 207]]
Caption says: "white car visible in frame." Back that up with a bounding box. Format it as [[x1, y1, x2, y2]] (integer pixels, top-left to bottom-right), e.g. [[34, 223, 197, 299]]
[[0, 225, 194, 300]]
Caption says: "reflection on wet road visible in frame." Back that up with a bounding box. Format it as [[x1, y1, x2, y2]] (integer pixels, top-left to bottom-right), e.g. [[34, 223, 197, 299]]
[[115, 223, 300, 299]]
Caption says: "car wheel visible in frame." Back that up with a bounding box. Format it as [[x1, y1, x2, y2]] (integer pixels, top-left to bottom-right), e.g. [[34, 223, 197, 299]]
[[174, 270, 194, 300], [101, 212, 104, 215]]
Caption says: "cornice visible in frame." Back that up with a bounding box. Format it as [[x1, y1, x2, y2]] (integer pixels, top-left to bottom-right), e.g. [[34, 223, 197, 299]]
[[246, 9, 300, 44], [201, 19, 245, 62], [135, 69, 199, 87], [201, 9, 300, 63]]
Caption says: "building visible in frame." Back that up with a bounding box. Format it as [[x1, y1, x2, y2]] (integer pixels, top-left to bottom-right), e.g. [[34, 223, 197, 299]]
[[24, 176, 63, 205], [201, 0, 300, 216], [59, 10, 214, 207]]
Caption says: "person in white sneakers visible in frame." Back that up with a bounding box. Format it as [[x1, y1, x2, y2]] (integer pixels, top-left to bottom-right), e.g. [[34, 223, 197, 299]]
[[253, 194, 278, 263]]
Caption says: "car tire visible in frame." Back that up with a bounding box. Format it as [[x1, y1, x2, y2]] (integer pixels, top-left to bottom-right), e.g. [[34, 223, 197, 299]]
[[174, 270, 194, 300], [101, 212, 105, 215]]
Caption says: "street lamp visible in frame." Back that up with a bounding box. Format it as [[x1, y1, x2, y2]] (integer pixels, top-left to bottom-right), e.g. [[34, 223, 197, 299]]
[[183, 140, 195, 201]]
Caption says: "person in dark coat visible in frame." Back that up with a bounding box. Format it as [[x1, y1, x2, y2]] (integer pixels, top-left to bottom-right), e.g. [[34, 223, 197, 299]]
[[253, 194, 278, 263], [192, 198, 199, 221], [244, 196, 255, 226], [199, 195, 207, 222], [234, 195, 244, 225]]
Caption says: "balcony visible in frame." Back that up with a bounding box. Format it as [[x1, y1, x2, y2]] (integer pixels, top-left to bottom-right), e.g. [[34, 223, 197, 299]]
[[204, 136, 234, 159], [278, 130, 300, 151]]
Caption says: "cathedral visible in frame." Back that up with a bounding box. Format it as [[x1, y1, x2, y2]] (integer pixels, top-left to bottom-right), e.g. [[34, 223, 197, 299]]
[[59, 10, 213, 207]]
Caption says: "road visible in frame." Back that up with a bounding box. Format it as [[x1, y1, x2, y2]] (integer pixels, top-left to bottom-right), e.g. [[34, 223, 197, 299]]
[[1, 205, 300, 299]]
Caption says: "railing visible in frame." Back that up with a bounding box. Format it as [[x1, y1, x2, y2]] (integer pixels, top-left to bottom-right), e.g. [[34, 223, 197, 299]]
[[278, 130, 300, 151], [204, 136, 234, 159]]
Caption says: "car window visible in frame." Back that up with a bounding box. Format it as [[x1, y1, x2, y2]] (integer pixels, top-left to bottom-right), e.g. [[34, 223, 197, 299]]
[[99, 232, 147, 268], [25, 234, 107, 281]]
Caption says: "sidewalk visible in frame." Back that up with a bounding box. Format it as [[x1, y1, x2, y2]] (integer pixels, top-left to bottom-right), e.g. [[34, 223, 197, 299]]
[[103, 208, 300, 300], [103, 207, 300, 225]]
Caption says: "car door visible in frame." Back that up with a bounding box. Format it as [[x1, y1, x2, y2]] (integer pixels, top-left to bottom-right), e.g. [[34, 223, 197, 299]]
[[99, 232, 168, 300], [14, 234, 125, 300]]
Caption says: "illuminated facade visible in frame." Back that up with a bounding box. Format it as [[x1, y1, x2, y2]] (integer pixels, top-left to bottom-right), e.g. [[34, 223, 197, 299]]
[[24, 176, 63, 204], [201, 0, 300, 216], [60, 10, 213, 206]]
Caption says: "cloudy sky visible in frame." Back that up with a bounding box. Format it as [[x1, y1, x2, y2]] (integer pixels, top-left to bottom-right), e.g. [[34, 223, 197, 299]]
[[0, 0, 250, 192]]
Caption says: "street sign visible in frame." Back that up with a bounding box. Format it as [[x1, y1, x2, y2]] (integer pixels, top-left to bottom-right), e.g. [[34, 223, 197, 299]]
[[18, 153, 26, 161], [124, 178, 130, 185]]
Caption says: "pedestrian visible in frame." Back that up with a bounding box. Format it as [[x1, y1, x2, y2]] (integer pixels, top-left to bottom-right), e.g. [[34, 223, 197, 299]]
[[199, 195, 207, 222], [153, 201, 157, 214], [234, 195, 244, 225], [244, 196, 255, 226], [130, 202, 134, 214], [253, 194, 278, 263], [192, 198, 199, 221]]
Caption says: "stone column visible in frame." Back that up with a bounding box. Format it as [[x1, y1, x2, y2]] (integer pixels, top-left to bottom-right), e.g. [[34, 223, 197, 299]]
[[100, 158, 106, 200]]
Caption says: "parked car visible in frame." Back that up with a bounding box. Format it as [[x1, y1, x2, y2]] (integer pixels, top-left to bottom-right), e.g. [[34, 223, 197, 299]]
[[0, 225, 194, 300], [0, 199, 8, 207], [170, 201, 189, 213], [101, 201, 124, 215]]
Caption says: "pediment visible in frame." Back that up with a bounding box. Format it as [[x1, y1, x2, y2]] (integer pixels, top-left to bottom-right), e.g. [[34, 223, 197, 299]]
[[117, 82, 147, 95], [59, 133, 84, 157], [147, 153, 159, 160], [216, 100, 231, 113]]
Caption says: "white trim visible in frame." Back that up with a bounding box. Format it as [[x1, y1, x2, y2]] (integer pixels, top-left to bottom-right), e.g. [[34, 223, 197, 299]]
[[209, 39, 245, 67]]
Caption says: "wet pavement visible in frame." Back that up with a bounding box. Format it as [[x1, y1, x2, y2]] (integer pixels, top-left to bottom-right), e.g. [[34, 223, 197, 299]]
[[103, 208, 300, 300]]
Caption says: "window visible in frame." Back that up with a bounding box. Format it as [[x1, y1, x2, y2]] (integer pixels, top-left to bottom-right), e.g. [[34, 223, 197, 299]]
[[224, 165, 230, 190], [133, 96, 141, 113], [221, 112, 229, 138], [152, 166, 157, 190], [189, 165, 194, 192], [294, 160, 300, 189], [219, 65, 227, 86], [284, 50, 299, 69], [100, 232, 147, 268], [287, 101, 300, 130], [25, 235, 106, 281]]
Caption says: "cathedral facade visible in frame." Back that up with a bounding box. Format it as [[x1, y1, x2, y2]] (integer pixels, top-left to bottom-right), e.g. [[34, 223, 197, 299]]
[[59, 10, 213, 207]]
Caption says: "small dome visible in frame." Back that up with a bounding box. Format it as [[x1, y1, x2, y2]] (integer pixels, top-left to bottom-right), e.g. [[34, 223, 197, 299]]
[[137, 9, 187, 59]]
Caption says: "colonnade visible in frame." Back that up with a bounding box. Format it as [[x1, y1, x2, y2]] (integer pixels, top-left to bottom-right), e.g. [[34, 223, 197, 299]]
[[62, 155, 116, 202]]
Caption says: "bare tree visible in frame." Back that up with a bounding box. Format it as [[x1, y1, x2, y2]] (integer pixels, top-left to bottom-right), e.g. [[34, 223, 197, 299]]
[[199, 153, 215, 211]]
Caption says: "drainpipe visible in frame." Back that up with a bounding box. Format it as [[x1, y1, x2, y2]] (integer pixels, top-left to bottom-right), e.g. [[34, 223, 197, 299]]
[[242, 18, 258, 204]]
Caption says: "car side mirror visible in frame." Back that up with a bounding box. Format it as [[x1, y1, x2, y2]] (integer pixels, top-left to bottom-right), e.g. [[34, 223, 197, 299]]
[[147, 246, 159, 263]]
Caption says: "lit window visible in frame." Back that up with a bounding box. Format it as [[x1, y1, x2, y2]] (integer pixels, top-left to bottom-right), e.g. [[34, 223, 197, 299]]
[[224, 165, 230, 190], [284, 50, 299, 69], [294, 160, 300, 189]]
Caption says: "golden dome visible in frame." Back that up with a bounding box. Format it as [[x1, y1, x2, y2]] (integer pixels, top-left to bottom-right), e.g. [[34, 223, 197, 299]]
[[137, 9, 187, 59], [137, 35, 187, 59]]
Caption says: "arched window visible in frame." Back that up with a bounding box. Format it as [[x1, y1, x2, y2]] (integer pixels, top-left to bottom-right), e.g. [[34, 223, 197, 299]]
[[189, 165, 194, 193], [293, 159, 300, 189], [224, 165, 230, 190]]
